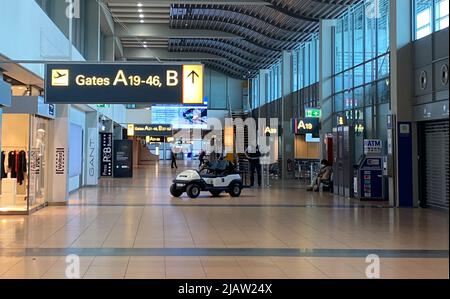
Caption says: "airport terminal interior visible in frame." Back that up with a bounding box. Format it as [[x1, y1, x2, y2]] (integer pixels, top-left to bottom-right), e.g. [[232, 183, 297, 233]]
[[0, 0, 448, 279]]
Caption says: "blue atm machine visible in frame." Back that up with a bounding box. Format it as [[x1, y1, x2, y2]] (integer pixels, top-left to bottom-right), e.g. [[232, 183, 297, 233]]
[[354, 140, 385, 200]]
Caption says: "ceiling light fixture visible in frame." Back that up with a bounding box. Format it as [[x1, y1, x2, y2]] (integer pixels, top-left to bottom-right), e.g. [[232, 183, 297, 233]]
[[143, 44, 147, 48], [140, 19, 144, 23], [137, 2, 143, 7], [138, 8, 143, 13], [139, 14, 144, 18]]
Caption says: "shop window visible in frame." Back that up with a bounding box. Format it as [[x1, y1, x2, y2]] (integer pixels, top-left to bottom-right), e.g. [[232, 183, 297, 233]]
[[0, 114, 49, 214]]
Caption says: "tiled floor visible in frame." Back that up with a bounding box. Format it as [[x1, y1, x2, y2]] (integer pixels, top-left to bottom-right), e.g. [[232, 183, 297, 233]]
[[0, 162, 448, 279]]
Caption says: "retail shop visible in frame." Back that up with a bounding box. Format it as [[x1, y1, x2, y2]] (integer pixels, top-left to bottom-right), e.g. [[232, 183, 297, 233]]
[[0, 94, 54, 214], [413, 29, 449, 209]]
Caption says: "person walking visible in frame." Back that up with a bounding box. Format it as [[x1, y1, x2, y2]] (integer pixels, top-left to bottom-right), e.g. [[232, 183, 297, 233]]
[[245, 145, 262, 187], [171, 150, 178, 169]]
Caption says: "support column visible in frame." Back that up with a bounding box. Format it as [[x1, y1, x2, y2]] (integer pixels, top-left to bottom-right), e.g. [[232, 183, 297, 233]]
[[319, 19, 335, 157], [281, 51, 293, 179], [84, 0, 101, 61], [84, 111, 99, 186], [389, 0, 416, 207], [104, 36, 115, 61], [258, 69, 268, 115]]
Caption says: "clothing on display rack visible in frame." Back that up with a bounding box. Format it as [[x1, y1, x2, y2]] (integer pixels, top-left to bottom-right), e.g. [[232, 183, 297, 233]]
[[1, 151, 7, 178], [5, 150, 27, 185]]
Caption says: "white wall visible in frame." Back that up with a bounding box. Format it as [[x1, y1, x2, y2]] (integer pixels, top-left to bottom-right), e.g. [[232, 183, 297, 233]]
[[0, 0, 84, 78], [68, 106, 86, 192], [125, 109, 151, 125]]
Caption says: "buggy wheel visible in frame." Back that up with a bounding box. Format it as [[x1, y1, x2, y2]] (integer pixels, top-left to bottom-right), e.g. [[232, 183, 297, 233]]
[[170, 184, 183, 197], [228, 183, 242, 197], [186, 183, 201, 198]]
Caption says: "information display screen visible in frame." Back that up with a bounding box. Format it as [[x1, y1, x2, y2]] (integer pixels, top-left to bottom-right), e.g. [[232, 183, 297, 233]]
[[151, 105, 207, 129]]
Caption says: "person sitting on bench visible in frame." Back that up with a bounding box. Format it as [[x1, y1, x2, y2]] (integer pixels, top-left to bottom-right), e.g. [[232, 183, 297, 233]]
[[307, 159, 332, 192]]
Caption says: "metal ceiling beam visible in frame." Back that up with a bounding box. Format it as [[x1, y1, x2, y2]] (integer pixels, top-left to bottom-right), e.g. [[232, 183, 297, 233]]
[[114, 23, 242, 38], [171, 8, 311, 39], [263, 0, 319, 22], [169, 39, 280, 65], [170, 47, 260, 69], [170, 5, 307, 31], [123, 48, 224, 60], [106, 0, 269, 5], [171, 21, 298, 51]]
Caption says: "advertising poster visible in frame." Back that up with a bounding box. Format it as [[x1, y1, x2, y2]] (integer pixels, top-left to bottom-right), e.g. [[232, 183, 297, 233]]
[[100, 132, 113, 177]]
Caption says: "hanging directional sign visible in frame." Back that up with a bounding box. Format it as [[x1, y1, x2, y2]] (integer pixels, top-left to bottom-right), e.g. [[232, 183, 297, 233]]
[[292, 118, 320, 136], [45, 63, 204, 104], [182, 64, 204, 104], [127, 124, 173, 137]]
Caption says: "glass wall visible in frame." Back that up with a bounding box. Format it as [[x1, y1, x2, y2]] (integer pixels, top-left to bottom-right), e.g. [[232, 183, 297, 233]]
[[292, 34, 320, 91], [331, 0, 391, 160], [250, 76, 260, 109], [267, 63, 282, 103], [414, 0, 449, 40]]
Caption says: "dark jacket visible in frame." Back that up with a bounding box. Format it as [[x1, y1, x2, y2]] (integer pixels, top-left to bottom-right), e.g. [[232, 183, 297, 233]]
[[7, 150, 27, 184]]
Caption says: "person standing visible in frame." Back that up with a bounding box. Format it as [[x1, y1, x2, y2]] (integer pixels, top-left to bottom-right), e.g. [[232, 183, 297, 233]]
[[171, 150, 178, 169], [198, 150, 206, 168], [245, 145, 262, 187]]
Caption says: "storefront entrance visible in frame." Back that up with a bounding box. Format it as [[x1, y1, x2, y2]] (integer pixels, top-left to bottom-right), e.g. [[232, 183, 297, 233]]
[[418, 120, 449, 209]]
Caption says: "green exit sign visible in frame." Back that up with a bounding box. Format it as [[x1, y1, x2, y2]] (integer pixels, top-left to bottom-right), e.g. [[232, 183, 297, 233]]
[[97, 104, 111, 108], [305, 108, 321, 118]]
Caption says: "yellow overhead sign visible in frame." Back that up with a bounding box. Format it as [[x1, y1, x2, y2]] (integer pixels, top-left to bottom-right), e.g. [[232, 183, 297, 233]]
[[127, 124, 135, 136], [182, 65, 203, 104]]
